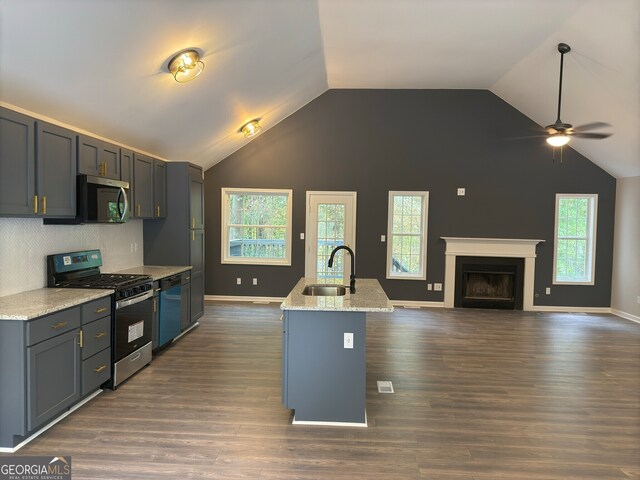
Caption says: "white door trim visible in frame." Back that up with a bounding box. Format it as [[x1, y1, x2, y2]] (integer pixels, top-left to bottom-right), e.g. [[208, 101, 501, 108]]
[[305, 191, 357, 280]]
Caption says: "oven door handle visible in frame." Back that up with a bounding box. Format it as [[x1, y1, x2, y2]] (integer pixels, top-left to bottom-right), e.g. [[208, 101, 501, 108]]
[[116, 290, 153, 310]]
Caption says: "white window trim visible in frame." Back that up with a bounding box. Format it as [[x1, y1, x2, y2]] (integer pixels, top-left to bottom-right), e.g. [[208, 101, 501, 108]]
[[221, 187, 293, 266], [386, 191, 429, 280], [552, 193, 598, 285]]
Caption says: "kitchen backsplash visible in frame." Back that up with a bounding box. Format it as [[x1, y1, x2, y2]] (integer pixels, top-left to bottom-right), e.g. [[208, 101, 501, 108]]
[[0, 218, 144, 297]]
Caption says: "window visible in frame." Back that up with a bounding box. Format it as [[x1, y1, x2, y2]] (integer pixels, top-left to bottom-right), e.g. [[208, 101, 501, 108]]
[[553, 194, 598, 284], [221, 188, 293, 265], [386, 191, 429, 280]]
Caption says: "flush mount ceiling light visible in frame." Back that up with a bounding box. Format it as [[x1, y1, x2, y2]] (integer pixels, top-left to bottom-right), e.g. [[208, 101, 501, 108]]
[[239, 119, 262, 138], [168, 49, 204, 83]]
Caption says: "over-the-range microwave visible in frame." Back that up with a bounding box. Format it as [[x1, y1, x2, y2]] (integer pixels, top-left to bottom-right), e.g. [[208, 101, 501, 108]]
[[44, 174, 129, 225]]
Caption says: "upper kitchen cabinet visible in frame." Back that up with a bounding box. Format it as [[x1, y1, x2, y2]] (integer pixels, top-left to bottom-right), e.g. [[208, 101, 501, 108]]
[[133, 153, 154, 218], [0, 108, 75, 218], [36, 121, 77, 217], [189, 165, 204, 229], [78, 135, 120, 179], [0, 107, 35, 215], [153, 159, 166, 218]]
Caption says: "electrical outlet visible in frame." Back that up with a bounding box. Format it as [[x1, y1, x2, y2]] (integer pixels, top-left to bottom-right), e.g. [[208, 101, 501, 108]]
[[236, 278, 242, 285], [381, 234, 386, 242], [252, 278, 257, 285], [545, 287, 551, 295], [130, 242, 134, 253], [134, 242, 138, 252], [457, 187, 465, 196], [300, 232, 305, 240], [434, 283, 442, 291], [344, 332, 354, 349], [427, 283, 433, 291]]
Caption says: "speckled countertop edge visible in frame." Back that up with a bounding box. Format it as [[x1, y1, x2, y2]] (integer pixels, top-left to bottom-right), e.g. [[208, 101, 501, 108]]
[[0, 288, 114, 321], [281, 278, 394, 312], [114, 265, 192, 282]]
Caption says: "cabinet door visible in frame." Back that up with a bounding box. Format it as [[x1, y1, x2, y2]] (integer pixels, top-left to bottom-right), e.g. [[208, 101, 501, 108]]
[[36, 121, 77, 217], [27, 329, 81, 430], [77, 135, 101, 176], [188, 165, 204, 228], [133, 153, 153, 218], [0, 107, 35, 215], [190, 229, 204, 277], [101, 141, 120, 179], [190, 272, 204, 323], [119, 148, 134, 217], [153, 159, 166, 218]]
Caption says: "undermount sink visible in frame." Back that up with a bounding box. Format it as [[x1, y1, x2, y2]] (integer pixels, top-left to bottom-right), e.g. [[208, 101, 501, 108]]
[[301, 284, 347, 296]]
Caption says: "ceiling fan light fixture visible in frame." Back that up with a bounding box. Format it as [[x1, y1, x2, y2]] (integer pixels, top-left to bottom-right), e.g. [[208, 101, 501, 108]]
[[239, 119, 262, 138], [546, 134, 570, 147], [168, 49, 204, 83]]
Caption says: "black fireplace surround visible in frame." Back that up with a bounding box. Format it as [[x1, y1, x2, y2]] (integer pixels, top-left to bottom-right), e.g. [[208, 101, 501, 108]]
[[454, 256, 525, 310]]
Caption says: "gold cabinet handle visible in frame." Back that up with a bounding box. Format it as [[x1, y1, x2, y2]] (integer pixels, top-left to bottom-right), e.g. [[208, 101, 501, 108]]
[[42, 196, 46, 215], [192, 218, 195, 229], [94, 332, 107, 339], [34, 195, 38, 214], [136, 204, 141, 217], [156, 205, 160, 217], [94, 365, 107, 373], [95, 307, 107, 313], [192, 230, 195, 241], [51, 321, 68, 330], [78, 330, 84, 348], [153, 298, 157, 313]]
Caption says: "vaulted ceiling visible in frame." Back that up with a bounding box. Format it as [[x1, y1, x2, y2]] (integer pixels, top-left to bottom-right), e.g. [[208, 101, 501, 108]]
[[1, 0, 638, 178]]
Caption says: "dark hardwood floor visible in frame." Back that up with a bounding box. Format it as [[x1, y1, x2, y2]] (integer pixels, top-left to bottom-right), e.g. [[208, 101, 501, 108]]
[[3, 303, 639, 479]]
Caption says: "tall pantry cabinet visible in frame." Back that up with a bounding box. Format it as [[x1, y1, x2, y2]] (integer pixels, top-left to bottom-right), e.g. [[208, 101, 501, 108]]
[[143, 163, 205, 324]]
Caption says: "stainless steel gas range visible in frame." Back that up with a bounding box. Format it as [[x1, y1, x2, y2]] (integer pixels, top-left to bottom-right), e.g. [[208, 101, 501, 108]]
[[47, 249, 153, 388]]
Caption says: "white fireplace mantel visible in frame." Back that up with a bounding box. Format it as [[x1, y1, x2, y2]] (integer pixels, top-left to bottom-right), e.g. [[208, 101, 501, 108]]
[[441, 237, 545, 311]]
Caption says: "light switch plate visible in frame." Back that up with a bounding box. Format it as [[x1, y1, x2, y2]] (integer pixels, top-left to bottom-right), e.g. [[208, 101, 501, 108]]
[[434, 283, 442, 291], [427, 283, 433, 291], [236, 278, 242, 285], [252, 278, 257, 285], [300, 233, 305, 240], [457, 188, 465, 196], [381, 235, 386, 242], [344, 332, 354, 349], [545, 287, 551, 295]]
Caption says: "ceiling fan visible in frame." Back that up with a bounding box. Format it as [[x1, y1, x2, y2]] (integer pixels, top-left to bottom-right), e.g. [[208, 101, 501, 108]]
[[517, 43, 613, 150]]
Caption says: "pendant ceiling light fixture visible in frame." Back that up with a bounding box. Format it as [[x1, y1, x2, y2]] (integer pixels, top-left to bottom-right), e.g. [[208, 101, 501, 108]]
[[168, 49, 204, 83], [239, 119, 262, 138]]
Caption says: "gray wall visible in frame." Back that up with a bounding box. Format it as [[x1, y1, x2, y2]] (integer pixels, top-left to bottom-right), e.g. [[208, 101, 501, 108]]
[[611, 176, 640, 318], [204, 89, 616, 306]]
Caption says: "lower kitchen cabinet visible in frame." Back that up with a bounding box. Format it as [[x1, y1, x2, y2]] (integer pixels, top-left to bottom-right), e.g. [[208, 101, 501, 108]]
[[0, 296, 113, 450]]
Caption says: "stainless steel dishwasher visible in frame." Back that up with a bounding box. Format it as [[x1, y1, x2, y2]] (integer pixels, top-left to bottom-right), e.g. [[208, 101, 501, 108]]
[[158, 274, 182, 347]]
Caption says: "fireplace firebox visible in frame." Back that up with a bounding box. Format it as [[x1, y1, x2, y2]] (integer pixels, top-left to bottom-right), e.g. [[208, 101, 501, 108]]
[[454, 256, 524, 310]]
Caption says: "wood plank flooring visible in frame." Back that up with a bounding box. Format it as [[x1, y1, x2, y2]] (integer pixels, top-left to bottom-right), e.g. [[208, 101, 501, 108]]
[[2, 303, 639, 479]]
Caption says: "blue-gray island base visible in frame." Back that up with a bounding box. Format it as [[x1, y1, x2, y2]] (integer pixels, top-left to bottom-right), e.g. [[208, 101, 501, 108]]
[[281, 278, 393, 426]]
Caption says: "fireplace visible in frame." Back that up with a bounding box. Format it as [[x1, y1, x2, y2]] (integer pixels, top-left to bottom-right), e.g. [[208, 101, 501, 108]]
[[454, 256, 525, 310]]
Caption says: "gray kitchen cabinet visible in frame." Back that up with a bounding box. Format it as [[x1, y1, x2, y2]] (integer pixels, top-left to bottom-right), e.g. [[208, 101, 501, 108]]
[[35, 121, 77, 217], [27, 328, 81, 430], [0, 297, 113, 449], [78, 135, 120, 179], [0, 107, 35, 215], [133, 152, 154, 218], [151, 280, 160, 349], [0, 108, 76, 218], [119, 148, 134, 216], [144, 162, 205, 324], [153, 159, 166, 218]]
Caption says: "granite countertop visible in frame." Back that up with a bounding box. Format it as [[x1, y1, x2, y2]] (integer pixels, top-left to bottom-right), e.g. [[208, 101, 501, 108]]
[[0, 288, 114, 321], [115, 265, 192, 281], [281, 278, 394, 312]]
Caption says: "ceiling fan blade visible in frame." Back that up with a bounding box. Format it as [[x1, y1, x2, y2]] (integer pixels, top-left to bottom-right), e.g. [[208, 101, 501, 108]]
[[571, 132, 612, 139], [574, 122, 612, 132], [504, 134, 550, 141]]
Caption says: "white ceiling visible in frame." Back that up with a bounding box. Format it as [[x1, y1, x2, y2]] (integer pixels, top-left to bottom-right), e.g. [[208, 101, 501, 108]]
[[1, 0, 638, 177]]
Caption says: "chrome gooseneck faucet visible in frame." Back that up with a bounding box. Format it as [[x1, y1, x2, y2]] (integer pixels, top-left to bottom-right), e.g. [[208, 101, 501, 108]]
[[328, 245, 356, 293]]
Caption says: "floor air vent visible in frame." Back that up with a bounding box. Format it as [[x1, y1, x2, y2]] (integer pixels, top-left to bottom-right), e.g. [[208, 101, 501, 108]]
[[377, 381, 394, 394]]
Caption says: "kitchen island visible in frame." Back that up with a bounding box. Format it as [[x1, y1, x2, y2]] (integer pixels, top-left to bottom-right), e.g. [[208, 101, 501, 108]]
[[281, 278, 393, 426]]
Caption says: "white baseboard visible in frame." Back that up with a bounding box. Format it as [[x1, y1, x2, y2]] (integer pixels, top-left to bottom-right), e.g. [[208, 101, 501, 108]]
[[391, 300, 445, 309], [205, 295, 285, 304], [532, 306, 612, 314], [611, 308, 640, 324]]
